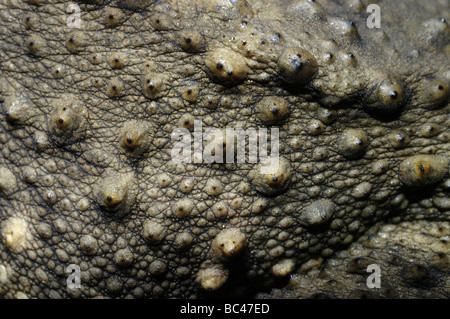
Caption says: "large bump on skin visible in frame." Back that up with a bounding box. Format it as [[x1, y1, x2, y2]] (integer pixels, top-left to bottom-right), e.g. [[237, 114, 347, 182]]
[[336, 128, 368, 159], [141, 72, 167, 100], [142, 220, 165, 244], [255, 97, 291, 125], [118, 120, 153, 157], [172, 198, 194, 218], [27, 34, 46, 56], [114, 248, 134, 267], [48, 95, 88, 145], [417, 77, 449, 109], [211, 228, 245, 258], [277, 47, 318, 85], [419, 18, 450, 47], [0, 167, 17, 196], [299, 199, 336, 227], [3, 92, 32, 124], [178, 30, 205, 53], [80, 235, 99, 255], [204, 48, 249, 86], [1, 217, 28, 253], [272, 259, 296, 277], [66, 31, 87, 54], [250, 156, 292, 195], [365, 76, 406, 114], [399, 155, 448, 188], [95, 173, 136, 216], [196, 264, 229, 291]]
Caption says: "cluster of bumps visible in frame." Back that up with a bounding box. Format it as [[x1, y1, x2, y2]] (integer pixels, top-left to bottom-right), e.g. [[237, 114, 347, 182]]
[[0, 0, 449, 298]]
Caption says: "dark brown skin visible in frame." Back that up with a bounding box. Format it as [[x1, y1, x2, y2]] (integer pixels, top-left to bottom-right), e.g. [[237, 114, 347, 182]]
[[0, 0, 448, 298]]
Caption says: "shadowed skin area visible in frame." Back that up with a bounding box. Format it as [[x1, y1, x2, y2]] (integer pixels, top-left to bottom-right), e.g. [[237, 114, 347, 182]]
[[258, 220, 450, 299], [0, 0, 449, 298]]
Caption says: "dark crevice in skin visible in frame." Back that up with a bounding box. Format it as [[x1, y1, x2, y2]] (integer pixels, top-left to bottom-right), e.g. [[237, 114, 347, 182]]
[[362, 109, 404, 123], [303, 222, 332, 236], [198, 256, 291, 299], [401, 185, 441, 203], [219, 276, 291, 299]]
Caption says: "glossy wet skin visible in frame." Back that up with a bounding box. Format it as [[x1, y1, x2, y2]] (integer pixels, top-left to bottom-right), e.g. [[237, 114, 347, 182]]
[[0, 0, 448, 298]]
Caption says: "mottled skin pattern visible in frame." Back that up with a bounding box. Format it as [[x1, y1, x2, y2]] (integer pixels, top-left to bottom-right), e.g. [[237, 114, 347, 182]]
[[0, 0, 449, 298]]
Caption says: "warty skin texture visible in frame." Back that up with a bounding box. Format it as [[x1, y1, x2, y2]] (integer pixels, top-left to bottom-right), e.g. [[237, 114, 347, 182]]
[[0, 0, 449, 298], [258, 220, 450, 299]]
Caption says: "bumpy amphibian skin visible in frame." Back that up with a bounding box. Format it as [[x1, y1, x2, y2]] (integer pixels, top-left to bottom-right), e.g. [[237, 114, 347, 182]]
[[0, 0, 449, 298]]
